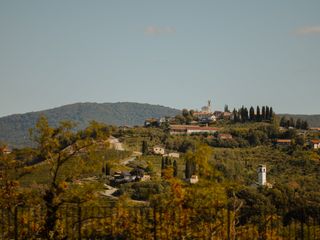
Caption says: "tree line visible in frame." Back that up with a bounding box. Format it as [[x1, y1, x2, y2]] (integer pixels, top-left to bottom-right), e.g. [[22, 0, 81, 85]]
[[233, 106, 274, 123], [280, 116, 309, 130]]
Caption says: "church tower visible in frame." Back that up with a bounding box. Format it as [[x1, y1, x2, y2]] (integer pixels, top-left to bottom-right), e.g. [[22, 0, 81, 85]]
[[201, 99, 212, 113], [257, 164, 266, 186]]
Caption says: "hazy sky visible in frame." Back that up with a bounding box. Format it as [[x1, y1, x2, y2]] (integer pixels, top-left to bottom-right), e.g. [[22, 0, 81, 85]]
[[1, 0, 320, 117]]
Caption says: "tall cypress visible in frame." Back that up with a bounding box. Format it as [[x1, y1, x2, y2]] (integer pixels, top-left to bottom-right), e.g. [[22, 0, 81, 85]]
[[161, 157, 165, 177], [173, 160, 178, 177], [256, 106, 261, 122], [232, 109, 238, 122], [266, 106, 270, 120], [105, 163, 110, 176], [269, 107, 273, 120], [165, 157, 170, 166], [262, 106, 266, 120], [239, 106, 244, 122], [245, 108, 249, 121], [185, 159, 191, 179], [142, 141, 148, 155], [249, 107, 255, 121]]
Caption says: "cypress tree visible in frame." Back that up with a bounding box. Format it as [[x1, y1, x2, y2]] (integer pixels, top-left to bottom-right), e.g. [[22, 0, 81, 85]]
[[240, 106, 249, 122], [142, 141, 148, 155], [165, 157, 170, 167], [266, 106, 270, 120], [105, 163, 110, 176], [161, 157, 165, 177], [245, 108, 249, 121], [232, 109, 238, 122], [240, 106, 244, 122], [256, 106, 261, 121], [249, 107, 255, 121], [173, 160, 178, 177], [269, 107, 273, 120], [185, 159, 191, 179], [262, 106, 266, 120]]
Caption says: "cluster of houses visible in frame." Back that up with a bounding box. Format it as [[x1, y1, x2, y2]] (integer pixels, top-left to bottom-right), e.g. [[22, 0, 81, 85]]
[[152, 145, 180, 158], [144, 100, 233, 127], [193, 101, 232, 124], [110, 169, 151, 185]]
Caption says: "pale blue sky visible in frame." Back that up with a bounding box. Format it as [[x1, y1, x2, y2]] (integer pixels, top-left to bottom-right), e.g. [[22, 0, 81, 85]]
[[1, 0, 320, 117]]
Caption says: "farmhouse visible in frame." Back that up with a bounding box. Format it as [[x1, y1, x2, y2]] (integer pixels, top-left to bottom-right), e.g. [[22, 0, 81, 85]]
[[169, 125, 218, 135], [163, 152, 180, 158], [275, 139, 291, 146], [310, 140, 320, 149], [217, 133, 233, 140]]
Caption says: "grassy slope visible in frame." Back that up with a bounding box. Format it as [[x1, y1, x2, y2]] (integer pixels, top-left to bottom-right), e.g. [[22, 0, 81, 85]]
[[16, 149, 132, 187]]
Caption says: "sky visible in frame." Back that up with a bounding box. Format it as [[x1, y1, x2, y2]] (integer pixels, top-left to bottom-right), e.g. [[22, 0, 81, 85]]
[[1, 0, 320, 117]]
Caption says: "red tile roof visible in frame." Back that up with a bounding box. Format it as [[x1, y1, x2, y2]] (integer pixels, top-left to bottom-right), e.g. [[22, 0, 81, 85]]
[[276, 139, 291, 143], [218, 133, 233, 139], [170, 125, 218, 131]]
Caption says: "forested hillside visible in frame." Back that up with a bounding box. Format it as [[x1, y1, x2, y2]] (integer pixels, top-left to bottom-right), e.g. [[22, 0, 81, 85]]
[[0, 102, 180, 148], [278, 114, 320, 127]]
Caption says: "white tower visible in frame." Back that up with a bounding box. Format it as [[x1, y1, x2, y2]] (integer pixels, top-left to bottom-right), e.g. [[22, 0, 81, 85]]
[[257, 164, 266, 186]]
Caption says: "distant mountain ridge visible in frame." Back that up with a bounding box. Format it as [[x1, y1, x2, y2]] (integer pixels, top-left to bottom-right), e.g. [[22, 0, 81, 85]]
[[0, 102, 180, 148]]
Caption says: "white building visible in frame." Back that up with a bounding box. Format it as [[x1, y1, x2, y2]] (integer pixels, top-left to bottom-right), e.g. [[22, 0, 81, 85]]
[[163, 152, 180, 158], [311, 140, 320, 149], [170, 125, 218, 135], [201, 100, 212, 113], [153, 146, 165, 155], [257, 164, 267, 186], [189, 175, 199, 184]]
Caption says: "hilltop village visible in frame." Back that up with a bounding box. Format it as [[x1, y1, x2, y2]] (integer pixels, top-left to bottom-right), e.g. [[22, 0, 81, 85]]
[[1, 100, 320, 238], [70, 101, 319, 189]]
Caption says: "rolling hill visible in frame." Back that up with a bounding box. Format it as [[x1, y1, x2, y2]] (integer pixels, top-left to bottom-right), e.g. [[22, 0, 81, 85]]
[[0, 102, 180, 148]]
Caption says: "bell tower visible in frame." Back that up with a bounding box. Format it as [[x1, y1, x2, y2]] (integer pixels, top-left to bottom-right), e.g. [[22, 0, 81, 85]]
[[257, 164, 266, 186]]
